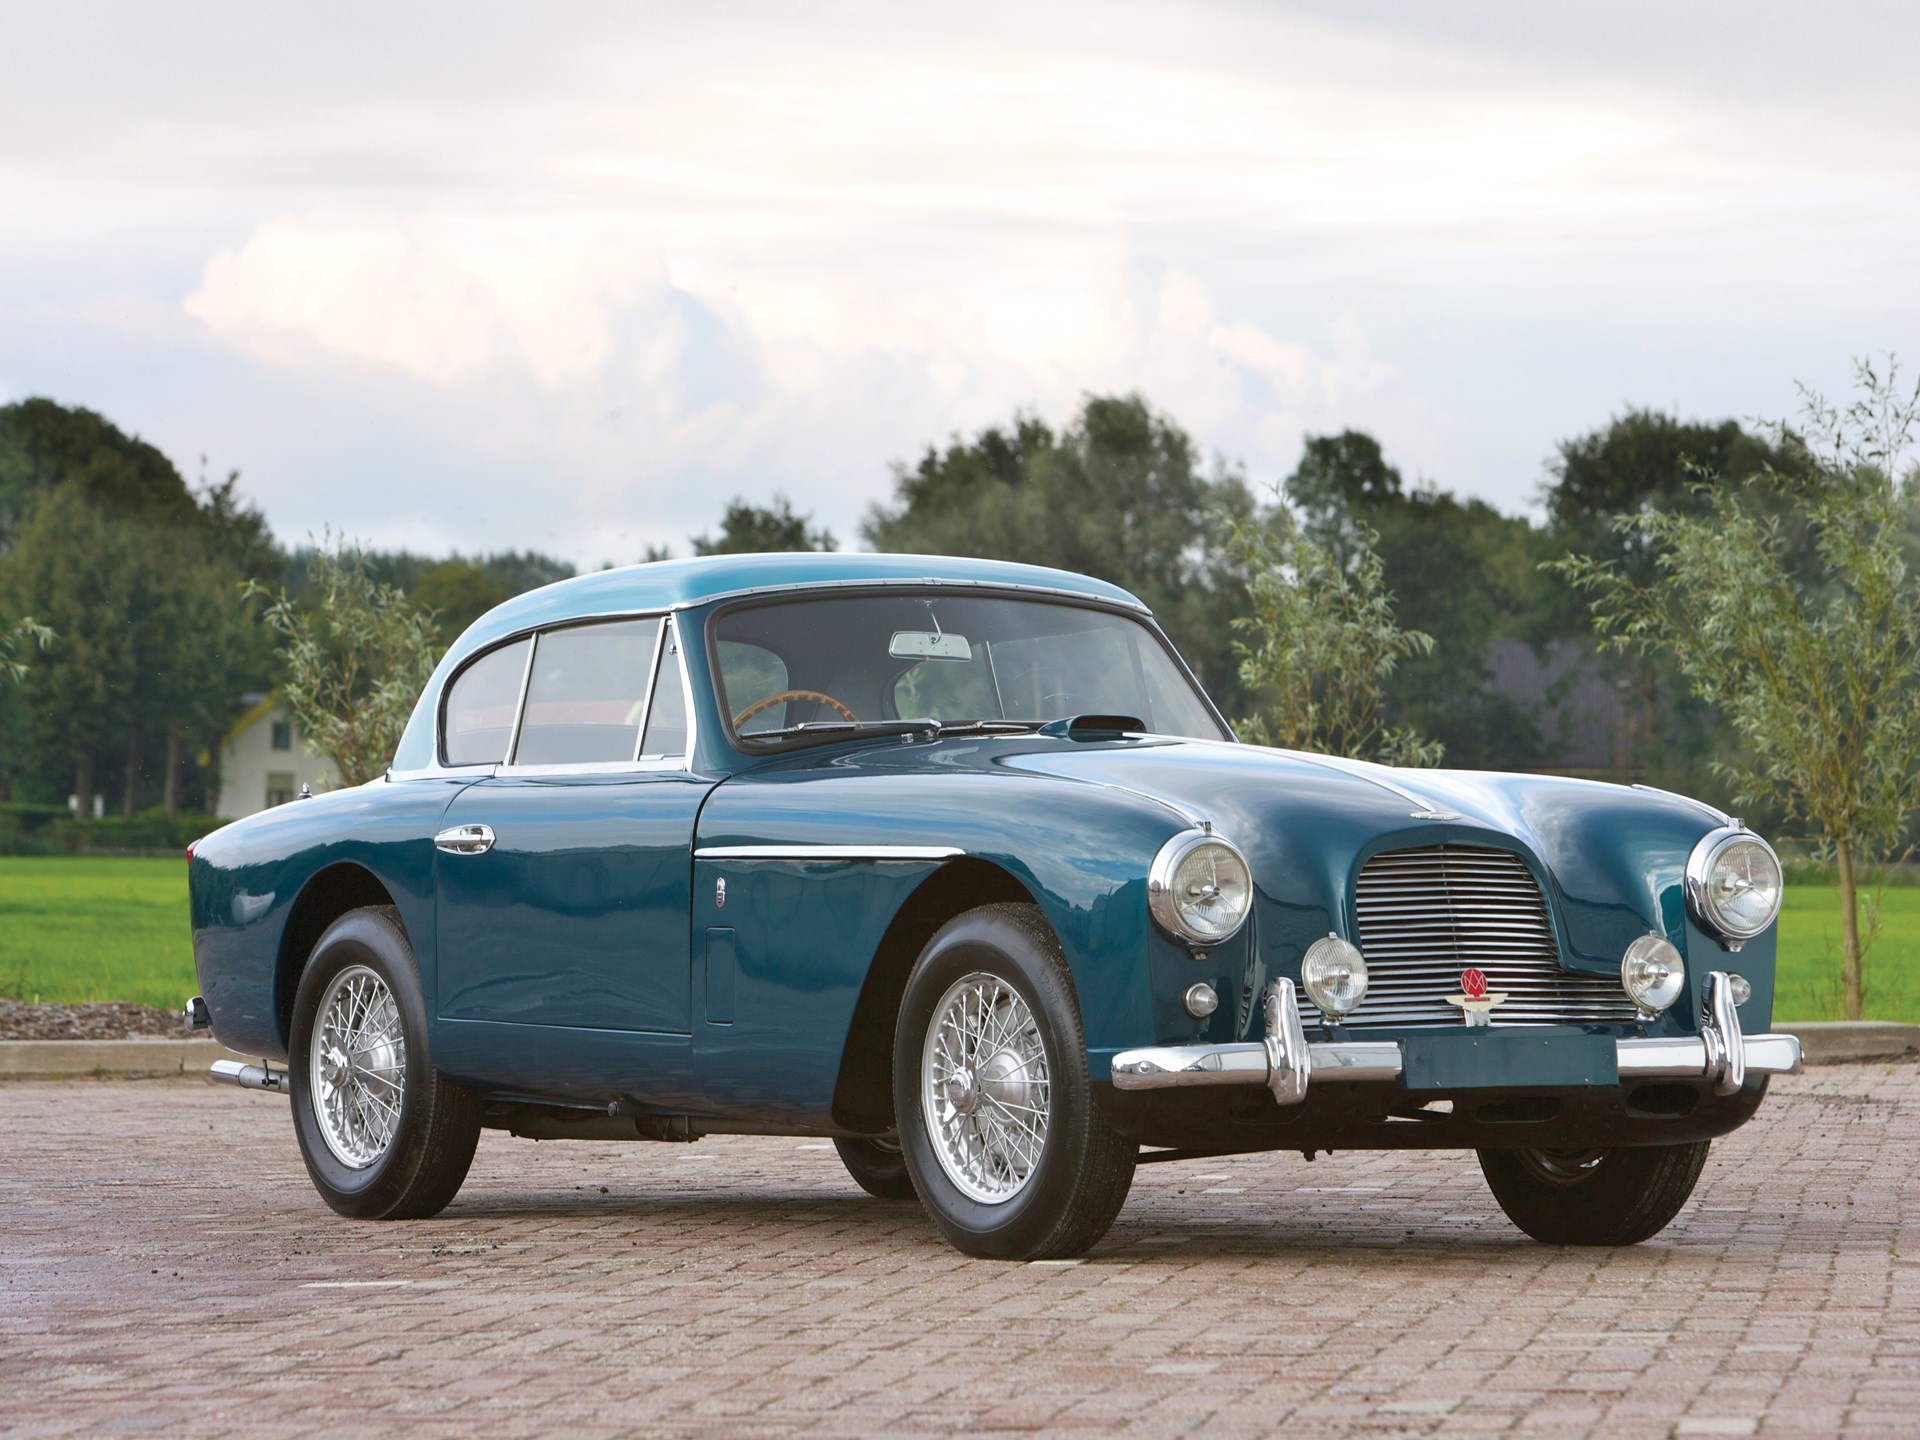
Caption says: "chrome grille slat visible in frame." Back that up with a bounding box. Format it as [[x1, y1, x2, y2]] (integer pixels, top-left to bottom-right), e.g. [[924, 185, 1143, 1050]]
[[1296, 844, 1639, 1030]]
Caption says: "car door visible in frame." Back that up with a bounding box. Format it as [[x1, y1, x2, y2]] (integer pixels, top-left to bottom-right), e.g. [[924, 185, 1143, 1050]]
[[434, 615, 716, 1060]]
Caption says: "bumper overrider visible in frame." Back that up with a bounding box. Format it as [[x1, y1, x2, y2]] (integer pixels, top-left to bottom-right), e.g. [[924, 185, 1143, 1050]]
[[1110, 971, 1801, 1103]]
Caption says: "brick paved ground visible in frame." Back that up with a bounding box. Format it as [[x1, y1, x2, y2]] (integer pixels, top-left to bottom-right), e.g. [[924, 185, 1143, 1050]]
[[2, 1064, 1916, 1440]]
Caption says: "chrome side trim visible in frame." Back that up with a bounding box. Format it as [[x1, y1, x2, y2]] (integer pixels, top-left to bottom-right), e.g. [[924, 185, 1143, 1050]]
[[693, 845, 963, 862], [209, 1059, 290, 1094]]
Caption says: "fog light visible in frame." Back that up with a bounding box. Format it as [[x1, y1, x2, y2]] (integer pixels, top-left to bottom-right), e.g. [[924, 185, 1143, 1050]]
[[1727, 973, 1752, 1007], [1300, 935, 1368, 1021], [1183, 982, 1219, 1019], [1621, 934, 1685, 1016]]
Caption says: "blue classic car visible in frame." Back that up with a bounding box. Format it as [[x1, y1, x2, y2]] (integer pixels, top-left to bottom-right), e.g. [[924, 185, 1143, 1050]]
[[186, 552, 1801, 1259]]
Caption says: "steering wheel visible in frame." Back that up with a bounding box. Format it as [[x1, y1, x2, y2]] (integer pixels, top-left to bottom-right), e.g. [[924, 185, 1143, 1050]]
[[733, 689, 860, 730]]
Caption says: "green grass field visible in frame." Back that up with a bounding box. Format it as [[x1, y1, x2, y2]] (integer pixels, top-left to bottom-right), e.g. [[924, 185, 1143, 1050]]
[[1, 857, 1916, 1022]]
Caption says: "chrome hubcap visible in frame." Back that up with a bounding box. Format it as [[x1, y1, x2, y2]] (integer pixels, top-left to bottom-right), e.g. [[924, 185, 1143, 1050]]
[[922, 972, 1051, 1204], [309, 965, 407, 1170]]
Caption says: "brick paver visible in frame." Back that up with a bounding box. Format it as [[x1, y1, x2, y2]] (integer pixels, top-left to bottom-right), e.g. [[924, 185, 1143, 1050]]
[[2, 1063, 1916, 1438]]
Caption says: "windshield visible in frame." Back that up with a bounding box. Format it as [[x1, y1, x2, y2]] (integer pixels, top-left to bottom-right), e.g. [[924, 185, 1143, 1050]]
[[711, 591, 1229, 746]]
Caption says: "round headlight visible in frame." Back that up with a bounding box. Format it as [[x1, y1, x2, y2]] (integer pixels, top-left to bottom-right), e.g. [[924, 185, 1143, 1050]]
[[1621, 933, 1684, 1015], [1300, 935, 1369, 1020], [1686, 827, 1783, 944], [1148, 831, 1252, 945]]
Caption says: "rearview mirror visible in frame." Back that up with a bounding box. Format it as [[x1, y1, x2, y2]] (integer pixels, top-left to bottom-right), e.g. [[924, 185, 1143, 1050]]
[[890, 630, 971, 661]]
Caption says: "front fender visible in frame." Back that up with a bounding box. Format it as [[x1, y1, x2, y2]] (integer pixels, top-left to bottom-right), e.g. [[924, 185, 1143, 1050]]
[[189, 777, 478, 1057]]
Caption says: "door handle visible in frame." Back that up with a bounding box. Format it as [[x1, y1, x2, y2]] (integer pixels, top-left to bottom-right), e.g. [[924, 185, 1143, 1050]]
[[435, 823, 496, 855]]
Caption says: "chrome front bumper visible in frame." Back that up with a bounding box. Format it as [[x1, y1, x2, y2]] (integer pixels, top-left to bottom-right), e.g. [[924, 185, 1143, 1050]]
[[1110, 971, 1801, 1105]]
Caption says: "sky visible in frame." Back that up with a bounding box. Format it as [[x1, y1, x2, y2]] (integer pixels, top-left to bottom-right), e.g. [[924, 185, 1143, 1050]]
[[2, 1, 1915, 565]]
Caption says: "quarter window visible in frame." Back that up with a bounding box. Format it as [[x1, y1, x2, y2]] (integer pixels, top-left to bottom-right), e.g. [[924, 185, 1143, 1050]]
[[513, 619, 662, 767], [640, 635, 691, 759], [443, 637, 531, 767]]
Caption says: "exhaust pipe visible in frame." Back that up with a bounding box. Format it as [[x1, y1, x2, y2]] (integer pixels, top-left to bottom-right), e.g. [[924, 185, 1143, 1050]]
[[210, 1059, 291, 1095]]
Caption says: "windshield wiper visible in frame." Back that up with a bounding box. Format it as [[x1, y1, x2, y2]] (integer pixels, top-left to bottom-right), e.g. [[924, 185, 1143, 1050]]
[[738, 720, 935, 744], [739, 717, 1047, 746], [928, 719, 1046, 736]]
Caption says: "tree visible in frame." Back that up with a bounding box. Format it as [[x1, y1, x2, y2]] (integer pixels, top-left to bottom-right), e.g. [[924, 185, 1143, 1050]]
[[1, 614, 52, 685], [249, 541, 444, 787], [1554, 360, 1920, 1020], [0, 398, 204, 549], [0, 486, 248, 818], [1286, 431, 1561, 768], [864, 395, 1257, 711], [693, 495, 836, 556], [1228, 501, 1442, 766]]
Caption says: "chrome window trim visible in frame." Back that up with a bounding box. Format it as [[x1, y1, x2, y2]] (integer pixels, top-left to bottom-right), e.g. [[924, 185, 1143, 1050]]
[[501, 630, 539, 767], [693, 845, 963, 861]]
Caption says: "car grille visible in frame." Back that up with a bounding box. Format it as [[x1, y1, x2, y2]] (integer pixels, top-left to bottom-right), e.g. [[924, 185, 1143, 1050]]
[[1296, 845, 1640, 1030]]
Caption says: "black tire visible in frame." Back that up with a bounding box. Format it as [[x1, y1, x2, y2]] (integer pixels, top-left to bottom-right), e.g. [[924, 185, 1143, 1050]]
[[288, 906, 482, 1220], [893, 903, 1136, 1260], [1477, 1140, 1711, 1245], [833, 1136, 917, 1200]]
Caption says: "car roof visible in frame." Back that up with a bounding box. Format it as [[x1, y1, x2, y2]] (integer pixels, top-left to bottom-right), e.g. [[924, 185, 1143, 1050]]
[[453, 552, 1150, 653]]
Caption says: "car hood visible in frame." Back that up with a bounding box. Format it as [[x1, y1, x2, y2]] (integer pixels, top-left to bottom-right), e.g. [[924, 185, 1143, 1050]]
[[996, 735, 1720, 972]]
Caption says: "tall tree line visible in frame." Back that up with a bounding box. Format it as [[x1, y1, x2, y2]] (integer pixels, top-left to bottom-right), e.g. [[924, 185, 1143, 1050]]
[[1, 390, 1823, 824]]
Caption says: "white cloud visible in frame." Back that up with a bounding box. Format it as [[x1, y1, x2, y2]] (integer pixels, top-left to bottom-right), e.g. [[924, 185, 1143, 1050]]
[[3, 0, 1915, 560]]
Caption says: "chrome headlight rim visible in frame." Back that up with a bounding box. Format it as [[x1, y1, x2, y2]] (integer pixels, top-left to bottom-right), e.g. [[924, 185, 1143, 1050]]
[[1685, 825, 1783, 946], [1147, 828, 1253, 946]]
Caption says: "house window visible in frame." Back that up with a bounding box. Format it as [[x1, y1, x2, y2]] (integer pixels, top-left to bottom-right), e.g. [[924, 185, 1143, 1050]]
[[271, 720, 293, 750], [265, 772, 296, 808]]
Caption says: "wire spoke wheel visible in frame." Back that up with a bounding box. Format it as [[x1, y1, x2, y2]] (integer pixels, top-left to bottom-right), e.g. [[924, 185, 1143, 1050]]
[[921, 971, 1051, 1204], [310, 964, 408, 1169]]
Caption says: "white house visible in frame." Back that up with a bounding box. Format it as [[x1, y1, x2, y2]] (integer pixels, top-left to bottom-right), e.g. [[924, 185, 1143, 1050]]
[[211, 694, 342, 820]]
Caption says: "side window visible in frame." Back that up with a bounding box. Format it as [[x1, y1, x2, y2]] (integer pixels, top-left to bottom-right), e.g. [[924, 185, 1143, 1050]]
[[513, 619, 662, 767], [640, 633, 690, 759], [716, 641, 790, 735], [443, 637, 531, 766]]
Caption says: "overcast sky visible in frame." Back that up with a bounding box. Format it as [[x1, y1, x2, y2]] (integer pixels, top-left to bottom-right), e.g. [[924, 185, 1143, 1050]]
[[2, 1, 1914, 564]]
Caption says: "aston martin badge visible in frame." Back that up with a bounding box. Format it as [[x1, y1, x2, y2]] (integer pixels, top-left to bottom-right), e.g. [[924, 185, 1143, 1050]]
[[1444, 967, 1508, 1027]]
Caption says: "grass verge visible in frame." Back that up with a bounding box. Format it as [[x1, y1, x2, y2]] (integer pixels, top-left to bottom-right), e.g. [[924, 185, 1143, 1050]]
[[1, 857, 1915, 1023]]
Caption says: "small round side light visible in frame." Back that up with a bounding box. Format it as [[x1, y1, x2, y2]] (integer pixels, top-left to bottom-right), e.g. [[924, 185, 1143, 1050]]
[[1727, 973, 1753, 1007], [1183, 982, 1219, 1019]]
